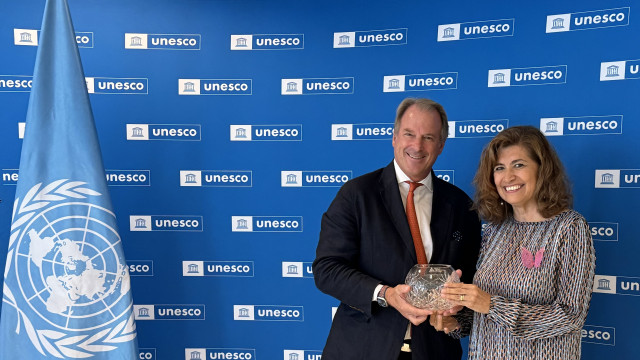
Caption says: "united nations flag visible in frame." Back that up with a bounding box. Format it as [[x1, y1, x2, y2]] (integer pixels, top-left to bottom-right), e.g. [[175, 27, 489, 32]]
[[0, 0, 138, 358]]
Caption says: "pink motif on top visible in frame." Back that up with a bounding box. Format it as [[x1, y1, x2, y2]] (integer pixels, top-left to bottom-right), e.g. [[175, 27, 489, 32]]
[[521, 247, 545, 268]]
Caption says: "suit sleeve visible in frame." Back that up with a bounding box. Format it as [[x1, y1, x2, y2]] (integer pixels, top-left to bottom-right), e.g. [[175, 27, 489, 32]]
[[449, 199, 482, 338], [459, 198, 482, 285], [455, 219, 489, 337], [313, 183, 381, 317]]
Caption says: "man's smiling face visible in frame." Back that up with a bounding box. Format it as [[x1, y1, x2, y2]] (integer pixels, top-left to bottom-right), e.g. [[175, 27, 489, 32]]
[[392, 104, 445, 182]]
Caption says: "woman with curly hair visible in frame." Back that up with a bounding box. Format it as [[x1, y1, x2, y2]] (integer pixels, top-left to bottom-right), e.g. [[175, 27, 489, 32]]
[[433, 126, 596, 359]]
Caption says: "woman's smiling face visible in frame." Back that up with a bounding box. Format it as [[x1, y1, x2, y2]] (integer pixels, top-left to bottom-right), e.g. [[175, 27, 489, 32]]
[[493, 144, 540, 219]]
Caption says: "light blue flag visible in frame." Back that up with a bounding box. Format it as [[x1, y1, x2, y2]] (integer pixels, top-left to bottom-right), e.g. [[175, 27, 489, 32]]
[[0, 0, 138, 358]]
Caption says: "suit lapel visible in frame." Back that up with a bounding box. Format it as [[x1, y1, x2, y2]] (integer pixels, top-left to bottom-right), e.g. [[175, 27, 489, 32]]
[[379, 162, 417, 262], [430, 175, 453, 263]]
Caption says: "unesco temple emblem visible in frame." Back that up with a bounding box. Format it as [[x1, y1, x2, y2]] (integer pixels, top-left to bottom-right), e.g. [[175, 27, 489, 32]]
[[3, 180, 136, 358]]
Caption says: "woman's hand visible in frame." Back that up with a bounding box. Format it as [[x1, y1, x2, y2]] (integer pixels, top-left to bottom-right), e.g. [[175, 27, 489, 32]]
[[441, 282, 491, 314], [429, 314, 460, 334]]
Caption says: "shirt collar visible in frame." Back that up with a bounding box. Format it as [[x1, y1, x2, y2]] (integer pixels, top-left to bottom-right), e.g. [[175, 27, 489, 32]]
[[393, 159, 433, 192]]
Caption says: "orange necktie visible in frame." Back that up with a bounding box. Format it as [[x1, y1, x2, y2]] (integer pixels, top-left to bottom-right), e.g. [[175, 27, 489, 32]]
[[406, 181, 428, 264]]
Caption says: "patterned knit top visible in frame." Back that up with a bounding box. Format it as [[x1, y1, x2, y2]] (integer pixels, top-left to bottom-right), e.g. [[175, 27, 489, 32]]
[[465, 209, 596, 360]]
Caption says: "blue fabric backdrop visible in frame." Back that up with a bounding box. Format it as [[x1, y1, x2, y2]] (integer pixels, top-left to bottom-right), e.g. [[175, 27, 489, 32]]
[[1, 0, 637, 359]]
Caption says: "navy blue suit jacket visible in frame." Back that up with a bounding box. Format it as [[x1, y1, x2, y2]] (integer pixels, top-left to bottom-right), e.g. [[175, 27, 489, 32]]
[[313, 161, 481, 360]]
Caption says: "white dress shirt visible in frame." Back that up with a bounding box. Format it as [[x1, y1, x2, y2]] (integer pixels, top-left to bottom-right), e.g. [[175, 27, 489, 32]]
[[373, 161, 435, 301], [393, 160, 434, 262]]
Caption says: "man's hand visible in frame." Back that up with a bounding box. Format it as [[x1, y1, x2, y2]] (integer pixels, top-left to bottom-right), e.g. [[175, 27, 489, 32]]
[[385, 284, 434, 325]]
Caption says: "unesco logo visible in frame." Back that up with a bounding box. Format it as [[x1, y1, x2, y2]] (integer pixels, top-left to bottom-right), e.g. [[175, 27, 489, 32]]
[[233, 305, 304, 321], [595, 169, 640, 188], [74, 32, 94, 48], [595, 170, 620, 188], [139, 348, 157, 360], [282, 262, 314, 278], [126, 124, 201, 141], [232, 216, 303, 232], [0, 75, 33, 92], [488, 66, 566, 87], [185, 348, 256, 360], [86, 77, 148, 94], [14, 29, 94, 47], [546, 7, 629, 33], [331, 123, 394, 140], [384, 73, 458, 92], [73, 31, 94, 48], [437, 19, 514, 41], [134, 305, 205, 320], [448, 119, 508, 138], [581, 325, 615, 346], [180, 170, 252, 187], [281, 171, 352, 187], [105, 170, 151, 186], [540, 115, 622, 136], [230, 125, 303, 141], [281, 77, 354, 95], [129, 215, 203, 232], [593, 275, 640, 296], [128, 260, 154, 276], [434, 170, 454, 184], [333, 28, 407, 48], [231, 34, 304, 50], [593, 275, 617, 294], [182, 261, 254, 277], [133, 305, 155, 320], [1, 169, 19, 185], [589, 222, 618, 242], [125, 33, 201, 50], [13, 29, 39, 46], [600, 60, 640, 81], [178, 79, 252, 95], [284, 350, 323, 360]]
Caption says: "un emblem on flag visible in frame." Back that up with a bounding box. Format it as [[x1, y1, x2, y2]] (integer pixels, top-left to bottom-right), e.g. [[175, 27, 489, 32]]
[[3, 180, 136, 358]]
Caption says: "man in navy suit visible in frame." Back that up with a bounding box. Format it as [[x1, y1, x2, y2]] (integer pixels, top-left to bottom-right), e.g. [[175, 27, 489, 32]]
[[313, 98, 481, 360]]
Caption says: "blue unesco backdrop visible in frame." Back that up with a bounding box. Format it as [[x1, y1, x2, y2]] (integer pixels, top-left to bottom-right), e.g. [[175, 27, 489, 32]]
[[1, 0, 638, 358]]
